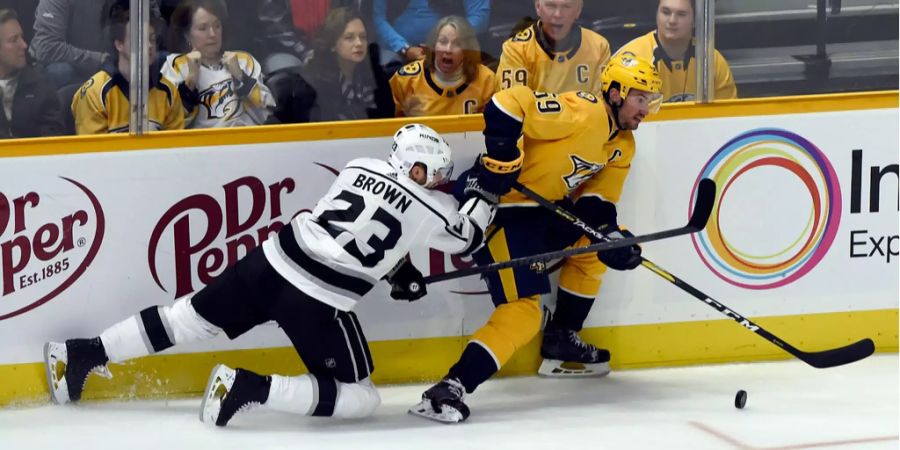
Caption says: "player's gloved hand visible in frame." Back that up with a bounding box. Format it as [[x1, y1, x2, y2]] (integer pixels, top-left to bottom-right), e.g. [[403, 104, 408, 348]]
[[461, 167, 500, 204], [387, 260, 427, 301], [477, 154, 520, 198], [596, 227, 643, 271]]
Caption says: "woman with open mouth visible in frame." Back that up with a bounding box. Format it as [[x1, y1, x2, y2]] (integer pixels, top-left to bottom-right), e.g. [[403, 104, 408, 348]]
[[389, 16, 495, 118]]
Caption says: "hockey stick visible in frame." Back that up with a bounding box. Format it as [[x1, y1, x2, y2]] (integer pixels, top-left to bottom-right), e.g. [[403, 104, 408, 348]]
[[423, 183, 713, 285], [515, 179, 875, 369]]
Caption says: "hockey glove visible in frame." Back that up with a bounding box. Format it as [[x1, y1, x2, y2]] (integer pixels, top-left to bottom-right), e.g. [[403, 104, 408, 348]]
[[387, 260, 427, 301], [472, 155, 521, 199], [596, 227, 643, 271], [461, 166, 500, 204]]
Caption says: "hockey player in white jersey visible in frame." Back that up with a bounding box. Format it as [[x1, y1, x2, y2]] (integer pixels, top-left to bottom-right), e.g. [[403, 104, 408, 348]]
[[43, 123, 495, 427]]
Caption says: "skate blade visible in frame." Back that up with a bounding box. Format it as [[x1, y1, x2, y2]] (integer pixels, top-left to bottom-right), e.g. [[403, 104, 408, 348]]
[[199, 364, 235, 426], [408, 400, 466, 423], [44, 342, 70, 405], [538, 359, 610, 378]]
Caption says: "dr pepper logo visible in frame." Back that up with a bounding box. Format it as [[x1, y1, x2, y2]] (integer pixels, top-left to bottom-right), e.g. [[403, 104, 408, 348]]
[[0, 178, 105, 320], [148, 176, 298, 298]]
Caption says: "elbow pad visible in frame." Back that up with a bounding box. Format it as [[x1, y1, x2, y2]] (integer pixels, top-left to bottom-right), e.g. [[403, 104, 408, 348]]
[[483, 99, 523, 162], [457, 195, 496, 255]]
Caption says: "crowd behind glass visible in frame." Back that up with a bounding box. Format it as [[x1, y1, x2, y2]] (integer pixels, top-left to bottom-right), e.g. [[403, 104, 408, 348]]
[[0, 0, 894, 138]]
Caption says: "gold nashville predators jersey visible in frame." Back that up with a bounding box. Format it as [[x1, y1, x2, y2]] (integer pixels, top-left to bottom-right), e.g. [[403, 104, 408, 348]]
[[495, 21, 611, 95], [71, 66, 184, 134], [616, 31, 737, 103], [490, 86, 632, 205], [389, 60, 496, 117]]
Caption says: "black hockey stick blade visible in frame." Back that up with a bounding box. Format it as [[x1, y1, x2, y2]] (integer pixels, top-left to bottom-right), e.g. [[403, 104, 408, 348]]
[[515, 179, 875, 369], [689, 178, 716, 230], [794, 338, 876, 369]]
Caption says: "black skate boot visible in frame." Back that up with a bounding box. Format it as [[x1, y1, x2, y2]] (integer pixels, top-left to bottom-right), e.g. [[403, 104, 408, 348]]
[[539, 327, 611, 377], [408, 377, 470, 423], [44, 337, 112, 404], [200, 364, 271, 427]]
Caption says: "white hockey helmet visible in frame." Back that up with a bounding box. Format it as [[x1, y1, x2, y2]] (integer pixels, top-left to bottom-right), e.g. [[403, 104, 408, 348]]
[[389, 123, 454, 188]]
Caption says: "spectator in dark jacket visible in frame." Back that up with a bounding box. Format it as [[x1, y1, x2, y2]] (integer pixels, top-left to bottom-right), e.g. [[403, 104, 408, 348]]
[[30, 0, 161, 88], [273, 7, 393, 123], [0, 9, 63, 138]]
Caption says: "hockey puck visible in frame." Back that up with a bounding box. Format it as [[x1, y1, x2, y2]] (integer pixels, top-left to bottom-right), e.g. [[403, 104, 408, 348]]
[[734, 390, 747, 409]]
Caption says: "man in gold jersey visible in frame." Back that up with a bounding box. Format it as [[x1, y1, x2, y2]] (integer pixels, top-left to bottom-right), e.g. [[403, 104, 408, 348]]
[[495, 0, 610, 94], [71, 2, 182, 134], [409, 54, 663, 423], [616, 0, 736, 102]]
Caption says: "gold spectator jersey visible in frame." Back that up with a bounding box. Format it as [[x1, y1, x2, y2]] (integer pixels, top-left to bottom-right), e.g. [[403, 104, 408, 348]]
[[495, 21, 611, 95], [616, 31, 737, 103], [491, 86, 632, 205], [71, 66, 183, 134], [390, 60, 496, 117]]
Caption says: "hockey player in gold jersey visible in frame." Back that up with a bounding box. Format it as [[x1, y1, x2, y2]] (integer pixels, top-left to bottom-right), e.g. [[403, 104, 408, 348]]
[[495, 0, 610, 94], [616, 0, 736, 102], [410, 54, 663, 423], [71, 6, 183, 134], [390, 16, 495, 117]]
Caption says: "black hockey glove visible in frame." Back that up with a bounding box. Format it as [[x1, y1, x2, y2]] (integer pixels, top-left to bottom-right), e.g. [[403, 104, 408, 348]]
[[387, 260, 427, 301], [596, 227, 643, 271], [461, 167, 500, 204], [477, 156, 520, 198]]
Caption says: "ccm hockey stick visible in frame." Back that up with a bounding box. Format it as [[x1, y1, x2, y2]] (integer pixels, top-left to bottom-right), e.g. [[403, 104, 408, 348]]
[[516, 179, 875, 369], [423, 180, 713, 285]]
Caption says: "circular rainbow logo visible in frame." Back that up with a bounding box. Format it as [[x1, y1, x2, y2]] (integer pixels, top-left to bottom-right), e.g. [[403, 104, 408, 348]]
[[691, 128, 842, 290]]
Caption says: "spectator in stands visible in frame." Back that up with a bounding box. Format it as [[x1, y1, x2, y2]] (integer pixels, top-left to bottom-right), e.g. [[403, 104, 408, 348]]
[[255, 0, 366, 65], [495, 0, 610, 94], [0, 8, 64, 138], [162, 0, 274, 128], [71, 2, 182, 134], [283, 7, 393, 123], [389, 15, 494, 116], [373, 0, 490, 67], [31, 0, 161, 88], [616, 0, 736, 102]]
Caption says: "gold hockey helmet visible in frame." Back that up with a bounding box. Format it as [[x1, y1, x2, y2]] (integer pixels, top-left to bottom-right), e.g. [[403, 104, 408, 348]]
[[601, 52, 663, 113]]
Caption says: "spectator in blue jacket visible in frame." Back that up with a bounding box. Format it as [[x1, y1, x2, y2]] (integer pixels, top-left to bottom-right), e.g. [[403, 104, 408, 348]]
[[373, 0, 489, 67]]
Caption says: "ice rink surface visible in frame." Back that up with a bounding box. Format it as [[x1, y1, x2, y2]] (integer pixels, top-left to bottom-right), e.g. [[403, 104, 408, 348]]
[[3, 354, 897, 450]]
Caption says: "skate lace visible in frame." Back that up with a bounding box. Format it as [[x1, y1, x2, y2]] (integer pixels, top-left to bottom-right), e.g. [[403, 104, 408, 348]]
[[567, 330, 595, 351], [445, 378, 465, 399]]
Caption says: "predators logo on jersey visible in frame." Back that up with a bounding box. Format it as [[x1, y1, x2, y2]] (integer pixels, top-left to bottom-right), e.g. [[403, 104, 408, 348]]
[[488, 86, 635, 205], [563, 155, 604, 192], [199, 78, 241, 120], [495, 21, 611, 95], [389, 60, 496, 117]]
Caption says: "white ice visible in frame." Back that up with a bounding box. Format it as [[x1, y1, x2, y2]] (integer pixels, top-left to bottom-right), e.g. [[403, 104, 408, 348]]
[[3, 354, 897, 450]]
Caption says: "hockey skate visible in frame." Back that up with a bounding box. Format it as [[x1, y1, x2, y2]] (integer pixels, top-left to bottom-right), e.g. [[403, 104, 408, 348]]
[[44, 338, 112, 404], [408, 377, 470, 423], [200, 364, 270, 427], [538, 327, 611, 377]]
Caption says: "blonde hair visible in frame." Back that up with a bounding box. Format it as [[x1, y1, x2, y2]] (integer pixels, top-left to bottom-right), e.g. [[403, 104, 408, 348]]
[[423, 16, 482, 83]]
